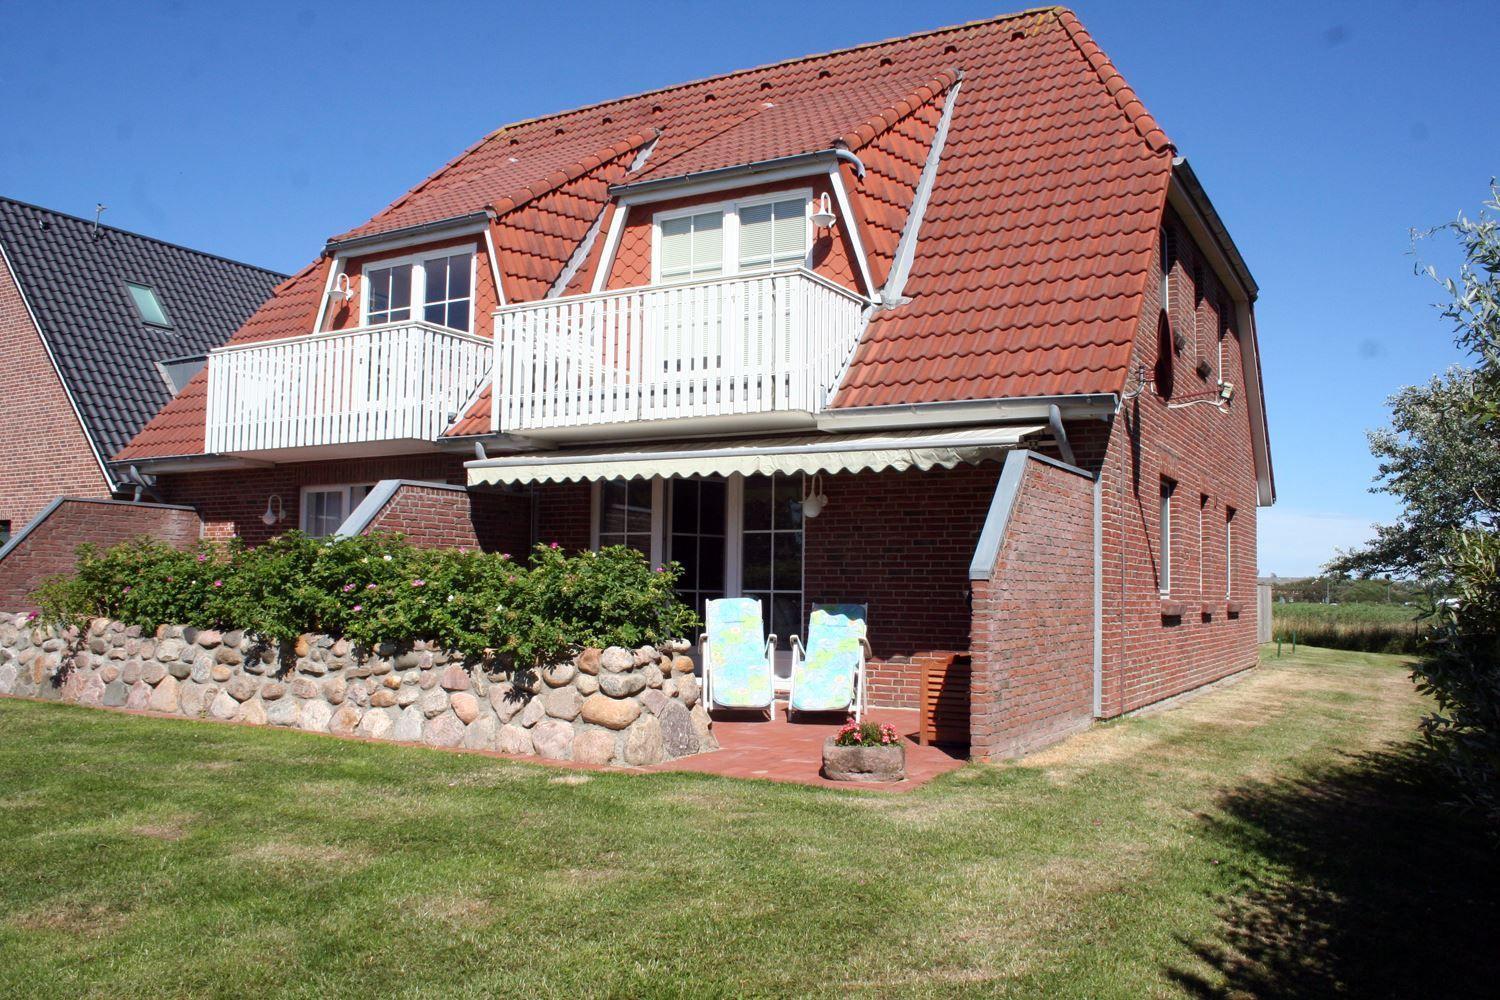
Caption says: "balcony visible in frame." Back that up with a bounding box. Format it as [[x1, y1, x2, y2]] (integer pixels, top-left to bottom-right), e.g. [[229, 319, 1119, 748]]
[[205, 321, 492, 455], [493, 268, 868, 436]]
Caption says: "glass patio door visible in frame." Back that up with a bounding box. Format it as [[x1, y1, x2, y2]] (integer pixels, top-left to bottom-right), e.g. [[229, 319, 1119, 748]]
[[668, 478, 727, 623], [740, 473, 804, 679]]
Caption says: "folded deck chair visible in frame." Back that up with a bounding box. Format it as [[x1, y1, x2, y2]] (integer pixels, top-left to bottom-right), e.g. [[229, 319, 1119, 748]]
[[788, 604, 869, 722], [701, 597, 777, 720]]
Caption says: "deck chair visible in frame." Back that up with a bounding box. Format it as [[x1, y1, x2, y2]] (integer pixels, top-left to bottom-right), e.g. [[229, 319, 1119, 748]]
[[700, 597, 777, 720], [788, 604, 869, 722]]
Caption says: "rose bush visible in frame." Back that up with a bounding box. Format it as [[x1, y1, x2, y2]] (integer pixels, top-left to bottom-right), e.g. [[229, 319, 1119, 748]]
[[33, 534, 697, 666]]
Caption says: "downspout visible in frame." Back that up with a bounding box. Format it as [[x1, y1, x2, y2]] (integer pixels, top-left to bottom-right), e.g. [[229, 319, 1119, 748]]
[[830, 146, 866, 179], [1093, 473, 1103, 717], [1047, 404, 1076, 466]]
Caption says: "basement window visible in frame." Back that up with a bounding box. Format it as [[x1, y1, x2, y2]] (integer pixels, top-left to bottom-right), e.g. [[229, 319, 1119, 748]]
[[126, 282, 171, 327]]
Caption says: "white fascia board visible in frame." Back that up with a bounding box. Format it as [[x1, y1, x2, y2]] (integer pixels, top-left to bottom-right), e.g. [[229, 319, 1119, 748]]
[[589, 204, 630, 294], [826, 168, 876, 298], [816, 395, 1118, 433]]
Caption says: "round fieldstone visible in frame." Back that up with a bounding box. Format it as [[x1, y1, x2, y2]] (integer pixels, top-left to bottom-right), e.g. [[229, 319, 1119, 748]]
[[155, 638, 185, 662], [299, 699, 332, 732], [166, 658, 191, 680], [238, 698, 268, 726], [396, 685, 419, 707], [576, 673, 599, 696], [575, 647, 602, 675], [678, 675, 702, 709], [346, 680, 370, 707], [266, 696, 300, 727], [439, 665, 470, 691], [222, 630, 245, 648], [530, 718, 574, 760], [450, 691, 481, 724], [423, 711, 465, 748], [121, 660, 143, 685], [103, 678, 128, 707], [573, 728, 616, 765], [382, 674, 401, 689], [209, 690, 239, 720], [147, 675, 180, 713], [657, 701, 698, 758], [625, 715, 665, 766], [417, 669, 439, 691], [690, 703, 715, 748], [78, 672, 107, 708], [190, 654, 214, 683], [489, 682, 523, 722], [581, 693, 640, 730], [357, 708, 395, 740], [260, 682, 285, 701], [328, 703, 362, 738], [195, 629, 222, 649], [323, 676, 347, 705], [543, 685, 583, 721], [126, 681, 150, 711], [99, 664, 120, 683], [542, 660, 576, 687], [178, 681, 210, 716], [289, 676, 320, 700], [639, 689, 668, 717], [645, 664, 664, 689], [227, 676, 258, 702], [498, 723, 532, 755], [518, 697, 545, 728], [215, 646, 243, 666], [210, 664, 232, 683], [672, 655, 695, 674], [632, 646, 656, 667], [420, 687, 449, 719], [393, 705, 424, 742], [463, 715, 499, 751], [600, 647, 633, 673], [369, 689, 397, 708], [599, 670, 647, 698]]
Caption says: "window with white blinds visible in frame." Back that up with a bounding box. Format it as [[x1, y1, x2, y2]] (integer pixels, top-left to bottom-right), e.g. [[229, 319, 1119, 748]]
[[738, 198, 807, 270], [659, 211, 724, 281], [654, 191, 809, 283]]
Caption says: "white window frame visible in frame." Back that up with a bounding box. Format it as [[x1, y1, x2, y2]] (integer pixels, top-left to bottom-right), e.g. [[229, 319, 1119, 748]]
[[360, 245, 477, 334], [650, 188, 813, 285], [1225, 506, 1236, 599], [590, 479, 665, 567], [300, 483, 375, 537]]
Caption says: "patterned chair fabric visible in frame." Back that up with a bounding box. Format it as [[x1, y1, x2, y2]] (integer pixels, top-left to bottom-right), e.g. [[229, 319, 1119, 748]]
[[790, 604, 866, 714], [706, 597, 773, 709]]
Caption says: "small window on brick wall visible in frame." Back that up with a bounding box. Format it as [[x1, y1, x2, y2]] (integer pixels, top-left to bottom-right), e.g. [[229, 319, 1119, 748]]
[[0, 520, 11, 546], [1199, 493, 1209, 594], [1225, 506, 1237, 598], [300, 484, 375, 538], [1159, 478, 1175, 595]]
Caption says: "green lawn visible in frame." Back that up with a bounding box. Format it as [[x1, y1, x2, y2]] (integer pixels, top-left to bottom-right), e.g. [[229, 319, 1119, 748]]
[[1, 646, 1494, 998]]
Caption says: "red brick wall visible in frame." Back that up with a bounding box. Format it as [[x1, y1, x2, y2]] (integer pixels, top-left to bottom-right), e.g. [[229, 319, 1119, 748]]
[[533, 482, 592, 553], [361, 483, 531, 554], [0, 250, 112, 529], [0, 499, 201, 611], [156, 453, 468, 545], [969, 455, 1096, 759], [1094, 205, 1261, 717]]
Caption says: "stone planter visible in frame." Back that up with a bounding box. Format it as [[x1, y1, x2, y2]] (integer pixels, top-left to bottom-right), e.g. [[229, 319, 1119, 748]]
[[821, 737, 905, 782]]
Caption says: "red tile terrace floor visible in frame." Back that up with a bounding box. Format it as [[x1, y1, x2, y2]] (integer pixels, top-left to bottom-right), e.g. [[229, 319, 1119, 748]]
[[651, 706, 968, 791]]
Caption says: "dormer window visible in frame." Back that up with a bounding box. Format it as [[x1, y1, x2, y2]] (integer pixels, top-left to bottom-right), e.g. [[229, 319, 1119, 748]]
[[654, 191, 810, 284], [362, 248, 473, 332]]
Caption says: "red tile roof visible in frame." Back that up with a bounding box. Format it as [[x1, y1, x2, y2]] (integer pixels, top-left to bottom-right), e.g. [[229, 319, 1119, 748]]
[[121, 7, 1177, 458]]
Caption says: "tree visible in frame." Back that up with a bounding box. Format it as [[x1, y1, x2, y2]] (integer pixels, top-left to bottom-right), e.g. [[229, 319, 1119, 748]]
[[1328, 367, 1500, 580]]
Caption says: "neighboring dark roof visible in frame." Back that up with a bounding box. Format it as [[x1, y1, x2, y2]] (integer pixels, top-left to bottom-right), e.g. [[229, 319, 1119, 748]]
[[0, 196, 284, 468]]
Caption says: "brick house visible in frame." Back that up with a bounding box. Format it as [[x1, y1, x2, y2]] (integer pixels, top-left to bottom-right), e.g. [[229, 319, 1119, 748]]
[[112, 8, 1273, 758], [0, 197, 283, 539]]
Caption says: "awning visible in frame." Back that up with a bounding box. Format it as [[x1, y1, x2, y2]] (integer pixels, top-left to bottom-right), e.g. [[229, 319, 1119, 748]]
[[466, 425, 1048, 486]]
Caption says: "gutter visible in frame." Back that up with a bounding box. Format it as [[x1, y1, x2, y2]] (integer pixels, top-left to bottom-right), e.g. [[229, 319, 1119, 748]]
[[609, 149, 856, 202], [323, 210, 495, 256], [817, 394, 1118, 433]]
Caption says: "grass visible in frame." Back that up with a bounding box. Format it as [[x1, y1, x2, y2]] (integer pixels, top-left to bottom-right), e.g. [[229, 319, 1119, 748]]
[[1, 646, 1494, 998], [1271, 601, 1429, 653]]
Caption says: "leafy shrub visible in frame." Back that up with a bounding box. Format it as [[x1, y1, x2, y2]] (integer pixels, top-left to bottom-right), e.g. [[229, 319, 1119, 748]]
[[1416, 529, 1500, 826], [33, 534, 697, 666]]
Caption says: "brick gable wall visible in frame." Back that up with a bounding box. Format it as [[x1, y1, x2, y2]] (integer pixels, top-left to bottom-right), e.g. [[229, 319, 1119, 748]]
[[0, 250, 112, 529], [0, 499, 201, 611], [968, 455, 1096, 759], [359, 483, 531, 554]]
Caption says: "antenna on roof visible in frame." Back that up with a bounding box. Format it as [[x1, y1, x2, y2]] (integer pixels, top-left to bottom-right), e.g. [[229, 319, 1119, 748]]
[[92, 203, 107, 238]]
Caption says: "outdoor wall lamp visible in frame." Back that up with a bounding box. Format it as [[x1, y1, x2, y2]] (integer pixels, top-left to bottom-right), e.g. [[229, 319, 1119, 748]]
[[810, 192, 837, 229], [801, 474, 828, 518], [261, 494, 285, 527]]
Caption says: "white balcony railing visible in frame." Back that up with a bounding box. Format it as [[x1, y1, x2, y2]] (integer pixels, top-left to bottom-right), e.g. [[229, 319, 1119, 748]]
[[493, 268, 868, 433], [205, 321, 492, 453]]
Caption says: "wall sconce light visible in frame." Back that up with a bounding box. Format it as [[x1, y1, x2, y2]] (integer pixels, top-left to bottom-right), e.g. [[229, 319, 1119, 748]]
[[261, 494, 285, 527], [801, 474, 828, 518], [810, 192, 837, 229], [332, 272, 354, 303]]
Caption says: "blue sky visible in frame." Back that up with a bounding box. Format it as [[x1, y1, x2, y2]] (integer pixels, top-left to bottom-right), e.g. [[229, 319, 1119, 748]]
[[2, 1, 1495, 576]]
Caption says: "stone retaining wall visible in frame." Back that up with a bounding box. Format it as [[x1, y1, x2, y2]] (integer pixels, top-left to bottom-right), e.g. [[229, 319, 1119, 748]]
[[0, 613, 715, 766]]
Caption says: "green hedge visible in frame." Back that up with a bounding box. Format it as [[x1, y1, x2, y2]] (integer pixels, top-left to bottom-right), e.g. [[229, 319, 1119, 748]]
[[32, 534, 698, 666]]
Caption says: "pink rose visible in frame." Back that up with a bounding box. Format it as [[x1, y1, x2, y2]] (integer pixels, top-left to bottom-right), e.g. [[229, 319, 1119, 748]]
[[352, 604, 363, 613], [212, 580, 223, 588]]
